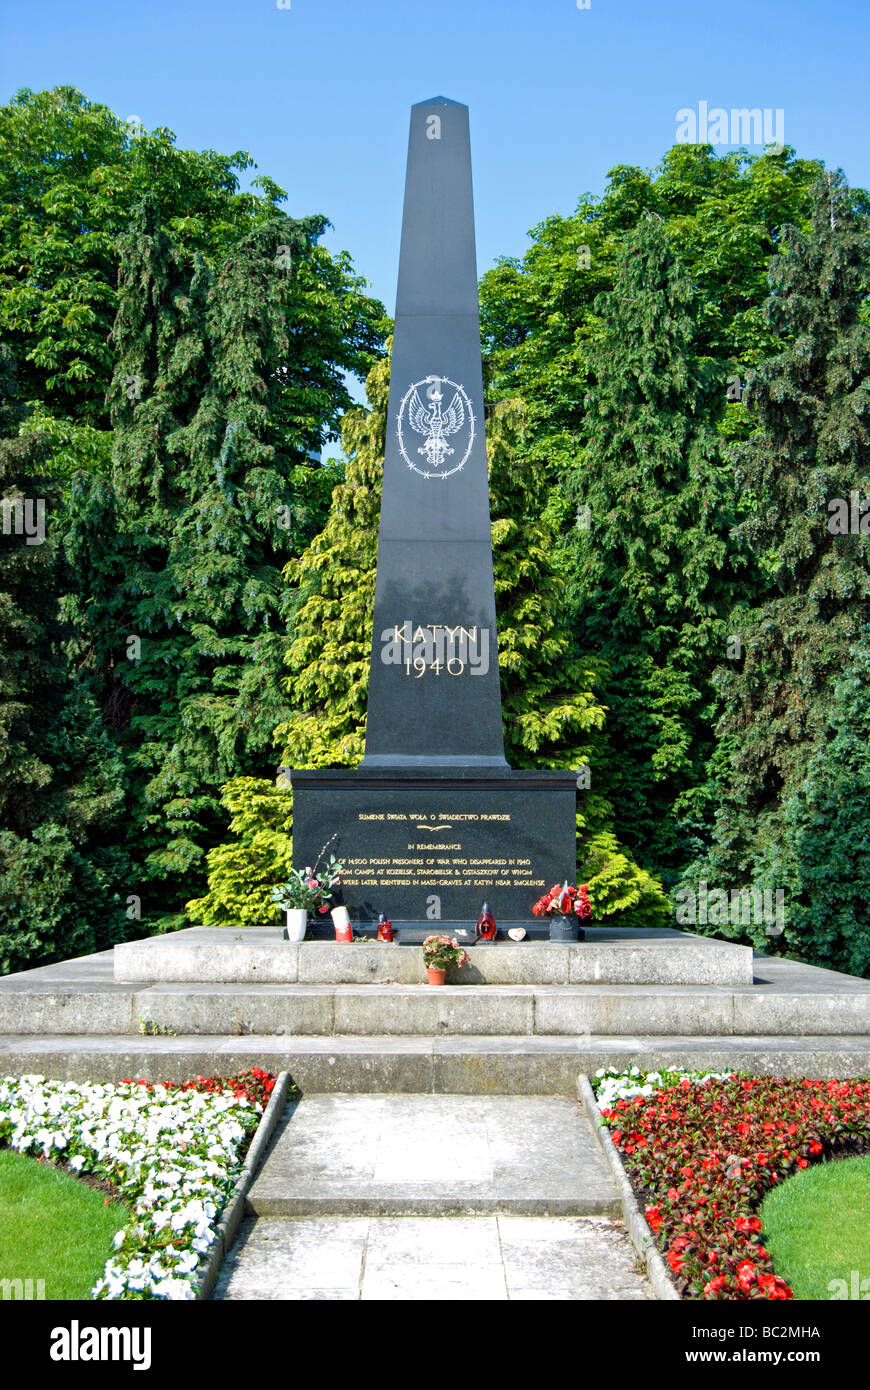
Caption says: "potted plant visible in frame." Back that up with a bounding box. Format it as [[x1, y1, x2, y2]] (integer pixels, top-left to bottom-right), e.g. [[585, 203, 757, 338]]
[[422, 935, 470, 986], [531, 881, 592, 942], [272, 837, 344, 942]]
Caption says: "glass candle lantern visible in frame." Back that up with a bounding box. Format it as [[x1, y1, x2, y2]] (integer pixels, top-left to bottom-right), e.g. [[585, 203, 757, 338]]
[[476, 902, 497, 942]]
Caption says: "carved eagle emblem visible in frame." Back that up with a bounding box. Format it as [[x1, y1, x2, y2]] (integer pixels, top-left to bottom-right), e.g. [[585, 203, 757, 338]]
[[396, 375, 474, 478], [407, 380, 465, 471]]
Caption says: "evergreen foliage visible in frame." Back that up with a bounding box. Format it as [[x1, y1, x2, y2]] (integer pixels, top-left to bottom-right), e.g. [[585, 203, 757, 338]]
[[684, 172, 870, 966], [478, 146, 829, 883], [7, 95, 870, 972], [187, 359, 388, 926], [184, 777, 294, 928], [0, 347, 130, 970], [479, 144, 825, 483], [0, 85, 386, 947], [75, 198, 383, 929], [561, 213, 753, 875], [184, 356, 388, 929], [778, 641, 870, 976], [0, 86, 286, 427], [275, 355, 390, 774], [717, 171, 870, 821]]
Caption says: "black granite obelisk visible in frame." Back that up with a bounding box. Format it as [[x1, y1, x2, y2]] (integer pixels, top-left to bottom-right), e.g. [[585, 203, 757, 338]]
[[363, 97, 505, 768], [291, 98, 578, 939]]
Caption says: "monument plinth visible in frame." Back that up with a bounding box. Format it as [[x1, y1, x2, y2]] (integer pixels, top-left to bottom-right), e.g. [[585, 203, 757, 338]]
[[291, 98, 577, 939]]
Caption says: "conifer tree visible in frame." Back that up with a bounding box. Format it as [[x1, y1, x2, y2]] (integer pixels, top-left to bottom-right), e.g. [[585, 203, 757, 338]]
[[184, 359, 388, 926], [777, 639, 870, 976], [488, 395, 669, 925], [689, 172, 870, 963], [716, 171, 870, 815], [186, 357, 386, 925], [275, 355, 390, 773], [87, 199, 383, 927], [0, 346, 130, 969], [561, 212, 753, 875]]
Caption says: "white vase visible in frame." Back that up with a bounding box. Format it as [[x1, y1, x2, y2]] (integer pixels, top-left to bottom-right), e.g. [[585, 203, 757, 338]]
[[284, 908, 308, 942]]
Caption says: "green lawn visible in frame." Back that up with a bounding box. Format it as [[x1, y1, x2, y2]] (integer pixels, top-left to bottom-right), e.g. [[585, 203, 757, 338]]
[[0, 1148, 131, 1300], [761, 1155, 870, 1300]]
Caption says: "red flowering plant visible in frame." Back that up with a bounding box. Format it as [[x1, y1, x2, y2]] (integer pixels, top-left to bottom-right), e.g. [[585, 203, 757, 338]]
[[593, 1071, 870, 1300], [121, 1068, 280, 1115], [531, 881, 592, 919]]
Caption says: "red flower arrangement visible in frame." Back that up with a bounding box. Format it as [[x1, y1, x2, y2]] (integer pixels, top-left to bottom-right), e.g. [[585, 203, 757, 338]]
[[531, 881, 592, 919], [598, 1074, 870, 1300], [120, 1067, 278, 1112]]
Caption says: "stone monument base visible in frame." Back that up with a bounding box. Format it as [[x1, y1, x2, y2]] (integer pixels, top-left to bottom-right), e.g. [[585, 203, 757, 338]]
[[290, 766, 579, 930], [111, 926, 753, 986]]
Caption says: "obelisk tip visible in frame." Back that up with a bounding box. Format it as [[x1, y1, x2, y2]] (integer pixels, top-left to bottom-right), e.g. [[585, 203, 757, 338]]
[[413, 95, 466, 109]]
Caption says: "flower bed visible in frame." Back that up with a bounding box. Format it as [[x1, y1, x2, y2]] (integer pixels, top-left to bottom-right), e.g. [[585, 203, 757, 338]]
[[0, 1068, 276, 1300], [591, 1066, 870, 1300]]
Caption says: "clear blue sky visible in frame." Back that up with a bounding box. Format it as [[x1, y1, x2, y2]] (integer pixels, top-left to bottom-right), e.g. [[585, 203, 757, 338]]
[[2, 0, 868, 317]]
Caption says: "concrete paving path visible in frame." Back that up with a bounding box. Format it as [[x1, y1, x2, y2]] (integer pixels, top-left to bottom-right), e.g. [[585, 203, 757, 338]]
[[215, 1213, 651, 1300], [215, 1093, 654, 1301]]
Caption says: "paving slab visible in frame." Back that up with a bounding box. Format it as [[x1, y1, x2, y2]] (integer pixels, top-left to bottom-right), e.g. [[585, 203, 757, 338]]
[[497, 1215, 652, 1300], [214, 1213, 651, 1301], [247, 1094, 622, 1215]]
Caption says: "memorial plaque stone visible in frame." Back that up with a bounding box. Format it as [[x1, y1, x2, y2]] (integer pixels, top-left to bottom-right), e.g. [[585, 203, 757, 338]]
[[291, 98, 578, 939]]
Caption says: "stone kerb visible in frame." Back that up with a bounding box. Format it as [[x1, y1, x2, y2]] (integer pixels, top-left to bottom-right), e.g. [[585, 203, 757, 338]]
[[578, 1074, 680, 1301]]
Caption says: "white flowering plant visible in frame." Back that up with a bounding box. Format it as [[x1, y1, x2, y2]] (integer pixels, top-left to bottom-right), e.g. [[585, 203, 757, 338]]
[[0, 1069, 274, 1300], [591, 1065, 737, 1112]]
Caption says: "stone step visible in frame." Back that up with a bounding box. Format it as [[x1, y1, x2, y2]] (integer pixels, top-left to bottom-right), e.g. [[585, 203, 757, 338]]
[[3, 1033, 870, 1092], [112, 926, 753, 986], [3, 973, 870, 1037], [214, 1214, 653, 1301], [244, 1094, 621, 1217]]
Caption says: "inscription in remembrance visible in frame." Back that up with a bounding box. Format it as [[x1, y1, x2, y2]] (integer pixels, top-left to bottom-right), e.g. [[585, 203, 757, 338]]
[[341, 811, 547, 893]]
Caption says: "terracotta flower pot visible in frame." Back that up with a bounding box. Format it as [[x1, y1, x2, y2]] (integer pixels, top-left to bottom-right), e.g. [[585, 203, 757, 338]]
[[426, 966, 447, 986]]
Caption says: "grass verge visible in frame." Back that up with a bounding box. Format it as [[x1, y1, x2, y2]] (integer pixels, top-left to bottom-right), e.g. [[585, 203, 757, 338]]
[[761, 1155, 870, 1301], [0, 1148, 131, 1300]]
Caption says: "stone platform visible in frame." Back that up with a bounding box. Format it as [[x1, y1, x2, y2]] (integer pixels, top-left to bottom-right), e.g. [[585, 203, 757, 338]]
[[2, 928, 870, 1089], [112, 925, 753, 986]]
